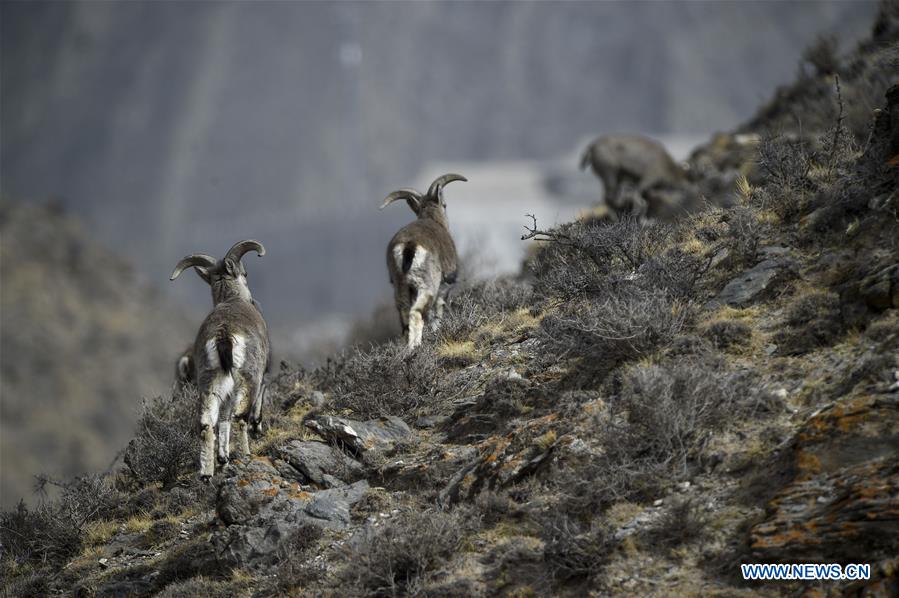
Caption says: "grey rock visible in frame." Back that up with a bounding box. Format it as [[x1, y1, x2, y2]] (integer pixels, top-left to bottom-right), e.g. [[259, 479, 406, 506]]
[[305, 415, 412, 456], [212, 459, 370, 568], [275, 440, 364, 488], [214, 520, 293, 569], [716, 258, 797, 306], [859, 263, 899, 310], [272, 457, 308, 483], [304, 480, 370, 526], [414, 414, 449, 429]]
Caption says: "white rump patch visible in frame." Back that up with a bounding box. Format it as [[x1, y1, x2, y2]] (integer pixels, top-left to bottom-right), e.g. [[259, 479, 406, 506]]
[[204, 334, 247, 371], [231, 334, 247, 369], [410, 247, 428, 271], [205, 339, 220, 369]]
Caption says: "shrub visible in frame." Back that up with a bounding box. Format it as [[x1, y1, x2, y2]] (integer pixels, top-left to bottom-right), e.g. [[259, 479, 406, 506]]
[[703, 319, 752, 351], [0, 569, 50, 598], [773, 291, 844, 354], [725, 206, 761, 268], [540, 513, 614, 583], [272, 524, 326, 591], [540, 288, 692, 385], [123, 390, 200, 488], [528, 217, 674, 300], [338, 507, 477, 596], [755, 133, 815, 220], [614, 361, 759, 470], [57, 473, 125, 523], [439, 278, 533, 342], [473, 490, 517, 528], [552, 356, 772, 513], [643, 498, 707, 549], [0, 500, 82, 566], [312, 342, 441, 419]]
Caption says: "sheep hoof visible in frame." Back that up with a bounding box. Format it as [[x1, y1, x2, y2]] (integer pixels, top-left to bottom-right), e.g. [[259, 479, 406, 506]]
[[200, 474, 212, 484], [217, 454, 229, 466]]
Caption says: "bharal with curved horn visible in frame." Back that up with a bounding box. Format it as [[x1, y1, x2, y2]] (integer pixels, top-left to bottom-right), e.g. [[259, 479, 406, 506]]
[[381, 173, 467, 349], [170, 239, 271, 480]]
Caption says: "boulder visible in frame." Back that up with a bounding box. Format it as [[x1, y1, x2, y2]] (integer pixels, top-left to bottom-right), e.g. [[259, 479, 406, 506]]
[[750, 458, 898, 561], [751, 395, 899, 566], [215, 458, 369, 530], [275, 440, 364, 488], [304, 415, 412, 456], [212, 457, 369, 568], [715, 257, 797, 307]]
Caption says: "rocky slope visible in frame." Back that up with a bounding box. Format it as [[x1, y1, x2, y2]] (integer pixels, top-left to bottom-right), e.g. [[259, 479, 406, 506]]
[[1, 4, 897, 597]]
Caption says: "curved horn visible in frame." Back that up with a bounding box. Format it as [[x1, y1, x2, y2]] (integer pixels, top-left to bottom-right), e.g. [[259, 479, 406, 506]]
[[170, 254, 217, 280], [224, 239, 265, 263], [426, 173, 467, 198], [379, 188, 422, 210]]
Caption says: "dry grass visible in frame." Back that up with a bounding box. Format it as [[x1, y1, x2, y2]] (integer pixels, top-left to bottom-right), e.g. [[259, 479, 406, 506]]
[[436, 339, 483, 366], [83, 520, 119, 547]]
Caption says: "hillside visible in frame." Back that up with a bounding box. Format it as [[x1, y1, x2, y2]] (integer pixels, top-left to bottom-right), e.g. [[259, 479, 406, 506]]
[[0, 200, 193, 507], [2, 4, 898, 597]]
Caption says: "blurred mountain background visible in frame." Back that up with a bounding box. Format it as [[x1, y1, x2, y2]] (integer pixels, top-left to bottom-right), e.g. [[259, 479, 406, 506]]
[[0, 1, 877, 507]]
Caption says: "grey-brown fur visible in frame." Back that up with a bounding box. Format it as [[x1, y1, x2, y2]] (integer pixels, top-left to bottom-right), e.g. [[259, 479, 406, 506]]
[[170, 240, 270, 480], [171, 299, 272, 437], [580, 135, 687, 218], [172, 344, 194, 396], [381, 173, 466, 349]]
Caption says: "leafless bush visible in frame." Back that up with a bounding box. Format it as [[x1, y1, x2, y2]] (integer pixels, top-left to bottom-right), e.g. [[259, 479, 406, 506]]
[[773, 291, 844, 355], [338, 507, 477, 596], [525, 216, 714, 308], [313, 342, 440, 419], [540, 288, 692, 384], [725, 206, 761, 268], [756, 133, 814, 219], [439, 277, 533, 341], [123, 391, 200, 488], [50, 473, 127, 524], [540, 513, 614, 582], [0, 470, 132, 568], [0, 568, 50, 598], [527, 216, 674, 300], [0, 500, 82, 566], [643, 498, 707, 549], [638, 246, 713, 299], [474, 490, 517, 527], [703, 319, 752, 351], [271, 524, 326, 591], [552, 357, 772, 513], [614, 361, 759, 472]]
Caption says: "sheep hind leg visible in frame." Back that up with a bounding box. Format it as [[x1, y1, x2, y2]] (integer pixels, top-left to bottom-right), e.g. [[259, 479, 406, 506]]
[[199, 387, 223, 480], [248, 382, 266, 439], [407, 290, 433, 350], [429, 284, 450, 333], [232, 382, 252, 459], [217, 397, 234, 466]]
